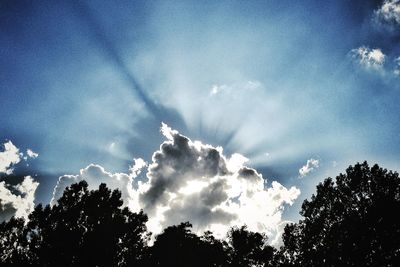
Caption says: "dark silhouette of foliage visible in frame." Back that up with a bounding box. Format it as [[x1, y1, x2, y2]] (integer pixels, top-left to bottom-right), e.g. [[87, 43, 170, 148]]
[[227, 225, 276, 267], [281, 162, 400, 267], [201, 230, 231, 267], [149, 222, 229, 267], [0, 217, 30, 267], [1, 181, 149, 267], [2, 161, 400, 266], [149, 223, 275, 267]]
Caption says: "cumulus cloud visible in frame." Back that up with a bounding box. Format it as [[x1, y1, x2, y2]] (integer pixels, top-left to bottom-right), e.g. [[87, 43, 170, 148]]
[[0, 176, 39, 222], [137, 123, 300, 243], [299, 158, 319, 178], [51, 124, 300, 245], [51, 161, 147, 211], [375, 0, 400, 29], [129, 158, 147, 177], [0, 141, 40, 222], [0, 141, 21, 174], [350, 46, 386, 71]]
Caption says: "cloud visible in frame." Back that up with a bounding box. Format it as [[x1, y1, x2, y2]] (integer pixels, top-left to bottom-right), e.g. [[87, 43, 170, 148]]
[[350, 46, 386, 71], [26, 149, 39, 159], [0, 176, 39, 222], [349, 47, 400, 77], [138, 123, 300, 243], [208, 81, 261, 97], [0, 141, 40, 222], [51, 161, 146, 211], [129, 158, 147, 177], [299, 158, 319, 178], [0, 141, 21, 174], [375, 0, 400, 29], [51, 124, 300, 245]]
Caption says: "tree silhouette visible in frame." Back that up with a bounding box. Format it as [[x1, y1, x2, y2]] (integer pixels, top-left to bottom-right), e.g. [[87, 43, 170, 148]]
[[200, 230, 230, 267], [149, 223, 277, 267], [0, 217, 30, 267], [15, 181, 149, 267], [227, 225, 276, 267], [281, 162, 400, 266], [149, 222, 229, 267], [2, 162, 400, 266]]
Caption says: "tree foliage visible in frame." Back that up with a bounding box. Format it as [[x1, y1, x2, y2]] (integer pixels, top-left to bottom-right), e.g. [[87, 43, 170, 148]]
[[149, 222, 225, 266], [227, 225, 276, 267], [1, 181, 149, 267], [1, 161, 400, 266], [281, 162, 400, 266], [0, 180, 273, 267]]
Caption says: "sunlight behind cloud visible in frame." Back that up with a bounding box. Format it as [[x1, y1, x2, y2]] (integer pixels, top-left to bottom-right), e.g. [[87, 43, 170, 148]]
[[52, 124, 300, 245]]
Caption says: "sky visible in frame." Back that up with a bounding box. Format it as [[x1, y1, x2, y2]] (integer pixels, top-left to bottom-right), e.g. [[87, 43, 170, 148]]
[[1, 0, 400, 245]]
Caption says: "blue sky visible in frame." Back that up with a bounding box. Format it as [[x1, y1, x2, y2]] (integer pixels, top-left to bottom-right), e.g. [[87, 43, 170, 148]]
[[1, 0, 400, 236]]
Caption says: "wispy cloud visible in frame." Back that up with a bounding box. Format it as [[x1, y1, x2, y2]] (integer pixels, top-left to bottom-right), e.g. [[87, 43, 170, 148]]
[[349, 46, 400, 78], [374, 0, 400, 30], [209, 81, 262, 97], [299, 158, 319, 178], [350, 46, 386, 71]]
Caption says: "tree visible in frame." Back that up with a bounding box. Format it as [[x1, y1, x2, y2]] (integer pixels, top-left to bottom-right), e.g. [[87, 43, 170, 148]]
[[149, 222, 229, 267], [281, 162, 400, 266], [25, 181, 149, 267], [0, 217, 30, 267], [200, 231, 230, 267], [149, 223, 278, 267], [227, 225, 276, 267]]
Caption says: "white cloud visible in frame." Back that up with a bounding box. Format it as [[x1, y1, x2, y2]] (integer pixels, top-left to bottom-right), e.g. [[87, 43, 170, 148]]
[[129, 158, 147, 177], [51, 124, 300, 246], [0, 141, 21, 174], [299, 158, 319, 178], [0, 176, 39, 222], [350, 46, 386, 71], [51, 162, 146, 211], [138, 124, 300, 243], [0, 141, 40, 222], [375, 0, 400, 28], [26, 149, 39, 159]]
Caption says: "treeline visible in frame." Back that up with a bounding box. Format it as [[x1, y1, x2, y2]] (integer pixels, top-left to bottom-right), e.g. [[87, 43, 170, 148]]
[[1, 162, 400, 266]]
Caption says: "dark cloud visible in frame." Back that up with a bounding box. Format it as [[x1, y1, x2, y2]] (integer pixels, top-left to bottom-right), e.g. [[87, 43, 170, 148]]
[[137, 124, 300, 243], [140, 124, 229, 211]]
